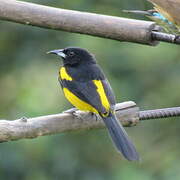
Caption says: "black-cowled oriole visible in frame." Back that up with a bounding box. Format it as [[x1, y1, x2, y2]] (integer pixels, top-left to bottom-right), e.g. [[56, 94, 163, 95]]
[[47, 47, 139, 161]]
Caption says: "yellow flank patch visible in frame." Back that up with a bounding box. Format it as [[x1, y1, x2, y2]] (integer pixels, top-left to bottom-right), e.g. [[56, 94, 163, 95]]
[[63, 87, 98, 114], [59, 67, 72, 81], [93, 80, 110, 111]]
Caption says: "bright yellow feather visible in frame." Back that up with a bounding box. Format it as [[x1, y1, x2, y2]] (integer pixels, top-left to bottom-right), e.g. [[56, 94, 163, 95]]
[[63, 87, 98, 114], [59, 67, 72, 81], [93, 80, 110, 111], [59, 67, 110, 115]]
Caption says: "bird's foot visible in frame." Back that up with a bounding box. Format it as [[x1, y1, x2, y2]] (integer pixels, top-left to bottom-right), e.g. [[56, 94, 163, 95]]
[[89, 112, 98, 121], [63, 108, 82, 120], [63, 108, 78, 114]]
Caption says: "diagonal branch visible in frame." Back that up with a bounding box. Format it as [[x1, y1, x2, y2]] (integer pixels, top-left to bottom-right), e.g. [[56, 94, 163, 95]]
[[1, 101, 180, 143], [0, 101, 139, 143]]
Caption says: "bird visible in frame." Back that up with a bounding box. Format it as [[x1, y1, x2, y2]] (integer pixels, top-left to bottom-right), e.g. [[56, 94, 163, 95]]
[[123, 0, 180, 35], [47, 47, 139, 161]]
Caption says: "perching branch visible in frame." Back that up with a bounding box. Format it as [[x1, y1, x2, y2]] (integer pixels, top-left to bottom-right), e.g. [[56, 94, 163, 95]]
[[1, 101, 180, 143], [0, 102, 139, 143], [0, 0, 159, 46]]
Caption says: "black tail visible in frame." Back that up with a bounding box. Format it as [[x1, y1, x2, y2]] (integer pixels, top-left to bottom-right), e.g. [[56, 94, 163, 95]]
[[102, 113, 139, 161]]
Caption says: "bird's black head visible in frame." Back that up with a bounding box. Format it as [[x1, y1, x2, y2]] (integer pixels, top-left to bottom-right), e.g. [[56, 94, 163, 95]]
[[47, 47, 96, 66]]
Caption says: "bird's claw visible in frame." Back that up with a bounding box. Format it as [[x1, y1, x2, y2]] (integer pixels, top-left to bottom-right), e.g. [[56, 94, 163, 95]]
[[63, 108, 78, 114], [89, 112, 98, 121], [63, 108, 99, 121], [63, 108, 83, 120]]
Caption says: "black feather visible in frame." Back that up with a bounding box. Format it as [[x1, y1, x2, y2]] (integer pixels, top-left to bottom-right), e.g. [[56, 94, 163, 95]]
[[60, 79, 107, 114], [103, 112, 140, 161]]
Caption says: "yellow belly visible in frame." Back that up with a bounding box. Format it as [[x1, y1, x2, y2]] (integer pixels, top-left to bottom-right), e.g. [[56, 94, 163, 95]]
[[63, 87, 98, 114]]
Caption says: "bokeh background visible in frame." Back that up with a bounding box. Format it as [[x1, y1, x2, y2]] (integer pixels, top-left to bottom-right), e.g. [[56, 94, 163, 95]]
[[0, 0, 180, 179]]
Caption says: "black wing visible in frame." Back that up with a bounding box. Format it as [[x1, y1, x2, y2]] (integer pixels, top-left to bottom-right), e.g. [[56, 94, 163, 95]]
[[60, 78, 115, 114]]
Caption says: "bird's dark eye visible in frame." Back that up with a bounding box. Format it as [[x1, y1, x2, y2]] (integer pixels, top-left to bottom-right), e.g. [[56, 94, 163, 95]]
[[69, 51, 75, 56]]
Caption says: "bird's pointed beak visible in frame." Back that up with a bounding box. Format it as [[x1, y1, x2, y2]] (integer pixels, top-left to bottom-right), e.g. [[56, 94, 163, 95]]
[[47, 49, 66, 58], [123, 10, 151, 16]]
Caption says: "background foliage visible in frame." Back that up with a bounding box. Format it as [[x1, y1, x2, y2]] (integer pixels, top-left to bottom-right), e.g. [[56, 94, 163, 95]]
[[0, 0, 180, 179]]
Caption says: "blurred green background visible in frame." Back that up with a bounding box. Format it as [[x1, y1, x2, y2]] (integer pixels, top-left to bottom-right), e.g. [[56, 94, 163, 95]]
[[0, 0, 180, 179]]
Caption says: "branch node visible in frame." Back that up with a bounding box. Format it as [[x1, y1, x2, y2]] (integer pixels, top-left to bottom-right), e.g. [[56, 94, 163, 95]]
[[20, 116, 28, 122]]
